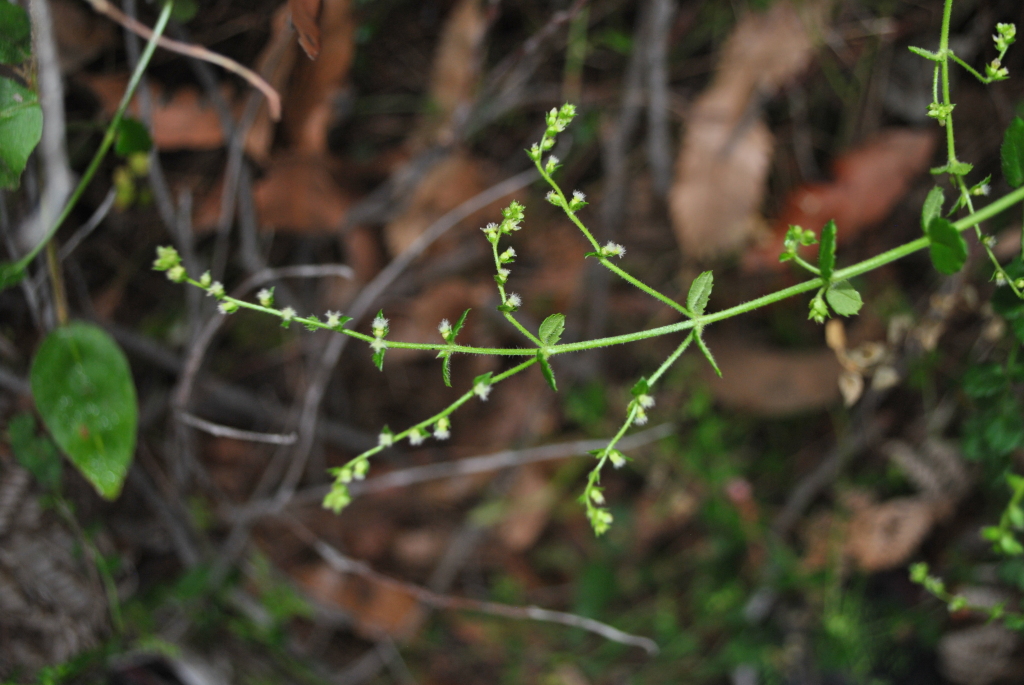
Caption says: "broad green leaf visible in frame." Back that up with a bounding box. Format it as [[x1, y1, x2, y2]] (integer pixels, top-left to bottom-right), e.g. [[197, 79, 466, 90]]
[[0, 0, 31, 65], [0, 260, 25, 292], [818, 220, 837, 281], [926, 217, 968, 275], [7, 412, 62, 491], [0, 77, 42, 190], [538, 352, 557, 392], [114, 117, 153, 156], [630, 377, 649, 397], [825, 280, 863, 316], [538, 313, 565, 346], [30, 323, 138, 500], [921, 186, 945, 232], [686, 271, 713, 316], [1002, 116, 1024, 188], [695, 333, 721, 377]]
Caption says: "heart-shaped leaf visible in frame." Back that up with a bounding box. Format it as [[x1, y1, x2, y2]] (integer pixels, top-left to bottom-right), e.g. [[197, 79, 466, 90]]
[[825, 280, 863, 316], [30, 323, 138, 500]]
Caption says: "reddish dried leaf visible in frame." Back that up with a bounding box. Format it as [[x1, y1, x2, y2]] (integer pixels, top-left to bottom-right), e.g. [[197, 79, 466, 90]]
[[497, 464, 558, 552], [669, 1, 821, 261], [744, 129, 937, 272], [284, 0, 354, 153], [252, 153, 353, 232], [845, 496, 937, 572], [289, 0, 322, 60], [80, 73, 229, 150]]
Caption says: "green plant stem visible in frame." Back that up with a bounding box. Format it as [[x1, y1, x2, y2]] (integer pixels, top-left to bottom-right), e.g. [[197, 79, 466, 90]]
[[940, 0, 957, 165], [14, 0, 173, 270]]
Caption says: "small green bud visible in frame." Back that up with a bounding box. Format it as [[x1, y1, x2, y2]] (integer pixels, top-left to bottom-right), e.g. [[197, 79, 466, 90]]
[[153, 245, 181, 271], [438, 318, 452, 340], [473, 378, 492, 401], [434, 416, 451, 440], [378, 427, 394, 448], [372, 313, 389, 338], [167, 264, 188, 283], [198, 271, 212, 288], [809, 295, 829, 324], [323, 484, 352, 513], [1015, 278, 1024, 290], [568, 190, 587, 212], [598, 241, 626, 259], [281, 306, 297, 326], [218, 300, 239, 315], [499, 247, 516, 263], [544, 155, 560, 174], [207, 281, 225, 298], [257, 287, 274, 307]]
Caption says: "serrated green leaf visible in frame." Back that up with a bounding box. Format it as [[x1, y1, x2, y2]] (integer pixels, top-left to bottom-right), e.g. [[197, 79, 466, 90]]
[[907, 45, 940, 61], [0, 77, 42, 190], [7, 412, 62, 491], [818, 220, 837, 281], [0, 1, 31, 65], [695, 333, 721, 377], [921, 186, 945, 232], [926, 217, 968, 275], [631, 377, 649, 397], [30, 323, 137, 500], [686, 271, 713, 316], [373, 348, 385, 371], [538, 313, 565, 346], [450, 308, 471, 340], [0, 260, 26, 292], [825, 280, 863, 316], [115, 117, 152, 156], [1002, 117, 1024, 188], [538, 352, 557, 391]]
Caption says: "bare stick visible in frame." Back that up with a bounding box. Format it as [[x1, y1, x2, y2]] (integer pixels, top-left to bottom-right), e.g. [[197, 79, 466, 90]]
[[83, 0, 282, 120], [286, 518, 659, 655], [177, 412, 298, 445], [58, 188, 117, 261]]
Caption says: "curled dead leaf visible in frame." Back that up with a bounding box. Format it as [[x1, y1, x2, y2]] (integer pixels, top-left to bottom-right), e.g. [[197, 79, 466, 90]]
[[251, 154, 353, 232], [845, 496, 936, 572], [290, 0, 323, 60]]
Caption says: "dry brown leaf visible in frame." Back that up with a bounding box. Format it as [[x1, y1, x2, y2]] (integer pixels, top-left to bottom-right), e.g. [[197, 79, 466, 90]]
[[383, 153, 498, 256], [845, 496, 936, 572], [670, 1, 820, 261], [283, 0, 354, 153], [744, 129, 936, 272], [245, 5, 302, 163], [392, 528, 449, 568], [497, 464, 558, 552], [251, 153, 353, 232], [292, 565, 424, 639], [703, 336, 842, 416], [289, 0, 323, 60], [410, 0, 488, 147], [80, 73, 229, 150]]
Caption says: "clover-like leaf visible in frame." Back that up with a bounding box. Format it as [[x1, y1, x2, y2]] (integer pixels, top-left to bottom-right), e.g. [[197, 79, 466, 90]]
[[926, 216, 968, 275], [0, 76, 42, 190], [686, 271, 713, 316], [818, 220, 837, 281], [30, 323, 138, 500], [0, 0, 31, 65], [1002, 116, 1024, 188], [538, 352, 557, 392], [538, 313, 565, 346], [825, 280, 863, 317], [921, 186, 945, 232]]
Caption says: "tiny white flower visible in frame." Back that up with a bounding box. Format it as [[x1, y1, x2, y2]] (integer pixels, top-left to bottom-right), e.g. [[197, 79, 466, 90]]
[[281, 306, 297, 323], [474, 381, 492, 401], [257, 288, 274, 307], [353, 459, 369, 480], [638, 394, 655, 409], [198, 271, 212, 288], [370, 337, 388, 353], [218, 301, 238, 315], [167, 265, 187, 283], [633, 407, 648, 425], [409, 428, 426, 446], [207, 281, 225, 298], [601, 241, 626, 258], [506, 292, 522, 308], [545, 190, 561, 206], [372, 315, 389, 337], [589, 488, 605, 505], [434, 417, 451, 440], [438, 319, 451, 337], [326, 311, 343, 327], [378, 431, 393, 448], [609, 452, 626, 468], [572, 190, 586, 203], [500, 247, 516, 262]]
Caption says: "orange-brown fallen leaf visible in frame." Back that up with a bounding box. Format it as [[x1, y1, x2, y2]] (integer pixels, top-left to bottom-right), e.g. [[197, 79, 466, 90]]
[[743, 128, 937, 272], [703, 336, 842, 415], [251, 153, 353, 232], [497, 464, 559, 552], [669, 1, 824, 261], [80, 73, 229, 150], [289, 0, 323, 60]]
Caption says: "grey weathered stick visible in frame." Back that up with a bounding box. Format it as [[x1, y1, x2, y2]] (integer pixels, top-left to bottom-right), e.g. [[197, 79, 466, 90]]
[[177, 412, 298, 445]]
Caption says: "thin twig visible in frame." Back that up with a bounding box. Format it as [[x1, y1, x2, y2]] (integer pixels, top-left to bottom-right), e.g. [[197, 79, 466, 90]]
[[286, 518, 659, 655], [177, 412, 298, 445], [83, 0, 281, 120], [57, 188, 116, 261], [644, 0, 677, 197]]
